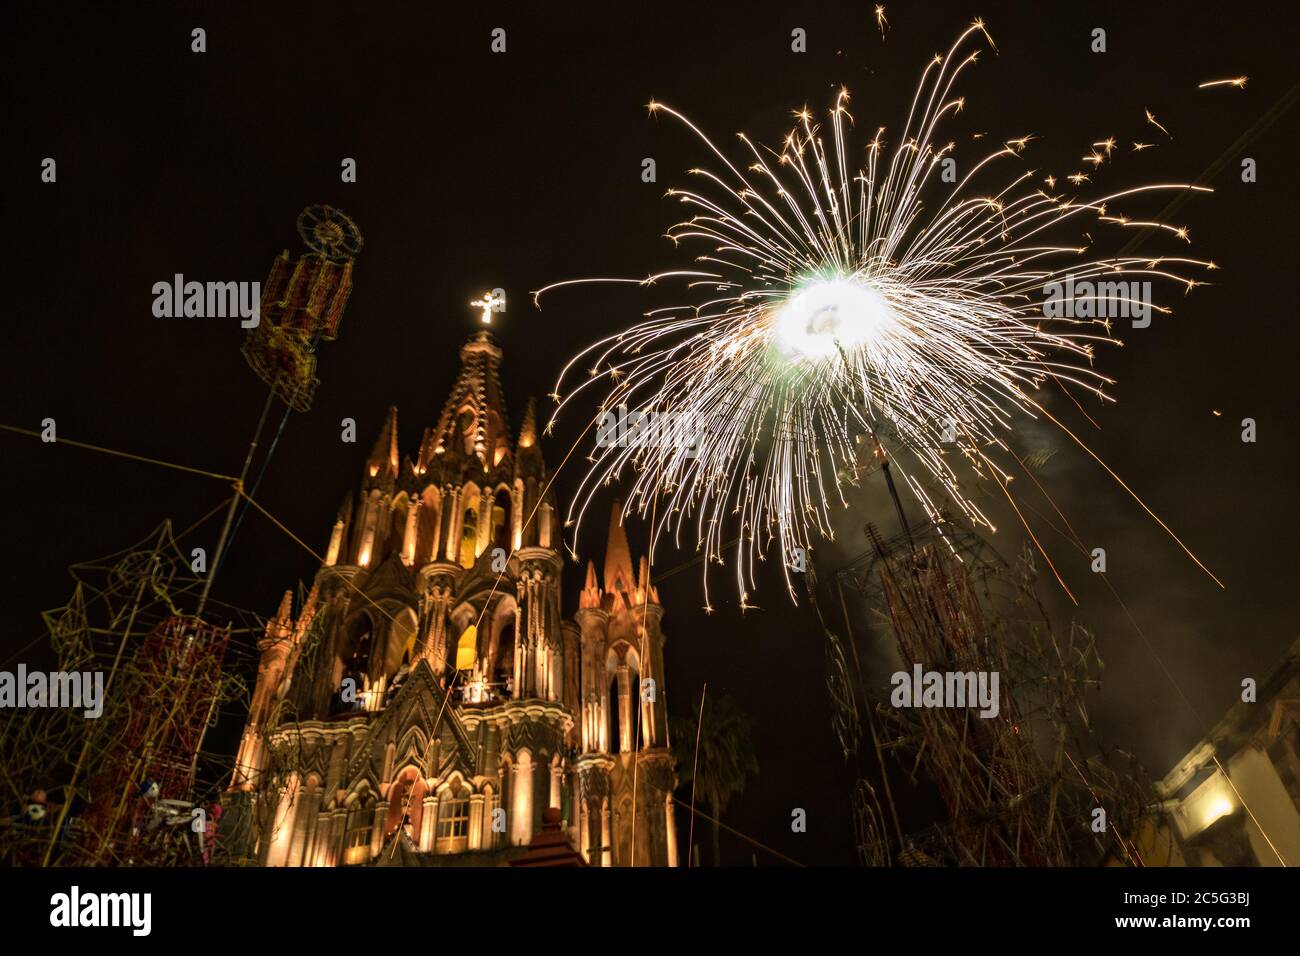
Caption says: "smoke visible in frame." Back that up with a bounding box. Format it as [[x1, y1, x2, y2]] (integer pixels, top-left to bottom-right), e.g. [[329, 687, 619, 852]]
[[812, 390, 1283, 781]]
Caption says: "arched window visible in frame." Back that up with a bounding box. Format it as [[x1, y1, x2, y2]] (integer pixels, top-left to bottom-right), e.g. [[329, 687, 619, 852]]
[[489, 412, 505, 465], [334, 616, 373, 715], [608, 673, 622, 755], [343, 797, 375, 866], [459, 504, 478, 569], [626, 653, 643, 750], [495, 618, 515, 695], [491, 488, 511, 550], [390, 496, 409, 558], [436, 783, 471, 853], [352, 627, 373, 675], [385, 769, 426, 840], [458, 409, 476, 457], [455, 625, 478, 672], [417, 487, 441, 563], [390, 608, 418, 670]]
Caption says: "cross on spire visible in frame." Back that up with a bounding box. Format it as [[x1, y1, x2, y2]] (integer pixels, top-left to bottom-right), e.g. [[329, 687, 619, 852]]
[[470, 290, 504, 325]]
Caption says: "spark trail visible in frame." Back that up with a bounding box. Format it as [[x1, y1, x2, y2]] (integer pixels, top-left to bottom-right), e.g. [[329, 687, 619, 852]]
[[538, 21, 1219, 607]]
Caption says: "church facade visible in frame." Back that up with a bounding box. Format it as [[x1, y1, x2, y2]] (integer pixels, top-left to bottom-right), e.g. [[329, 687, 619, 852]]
[[224, 330, 678, 867]]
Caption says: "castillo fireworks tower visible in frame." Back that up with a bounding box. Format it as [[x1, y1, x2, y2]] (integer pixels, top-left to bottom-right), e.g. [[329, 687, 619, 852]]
[[242, 205, 362, 412]]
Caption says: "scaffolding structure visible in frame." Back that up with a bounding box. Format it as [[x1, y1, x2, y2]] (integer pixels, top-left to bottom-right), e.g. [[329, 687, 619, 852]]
[[1, 204, 362, 868], [0, 522, 254, 866], [815, 514, 1151, 867]]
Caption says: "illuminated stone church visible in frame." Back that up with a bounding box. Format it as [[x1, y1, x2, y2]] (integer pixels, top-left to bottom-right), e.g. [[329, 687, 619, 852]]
[[225, 328, 678, 866]]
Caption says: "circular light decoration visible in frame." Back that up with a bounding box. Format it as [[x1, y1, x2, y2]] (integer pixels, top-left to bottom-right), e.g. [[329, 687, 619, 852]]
[[297, 204, 364, 262]]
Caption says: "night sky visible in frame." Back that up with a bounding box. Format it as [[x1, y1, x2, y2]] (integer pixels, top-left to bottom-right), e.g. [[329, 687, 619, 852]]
[[3, 1, 1296, 866]]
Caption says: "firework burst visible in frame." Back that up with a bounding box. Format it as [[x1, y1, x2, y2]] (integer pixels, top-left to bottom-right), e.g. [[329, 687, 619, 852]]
[[538, 20, 1218, 609]]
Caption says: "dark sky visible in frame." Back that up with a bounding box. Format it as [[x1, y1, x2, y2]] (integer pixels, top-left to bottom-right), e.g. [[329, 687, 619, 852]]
[[2, 1, 1296, 866]]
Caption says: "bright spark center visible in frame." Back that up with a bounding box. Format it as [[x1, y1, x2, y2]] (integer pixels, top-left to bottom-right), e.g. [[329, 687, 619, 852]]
[[773, 277, 894, 360]]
